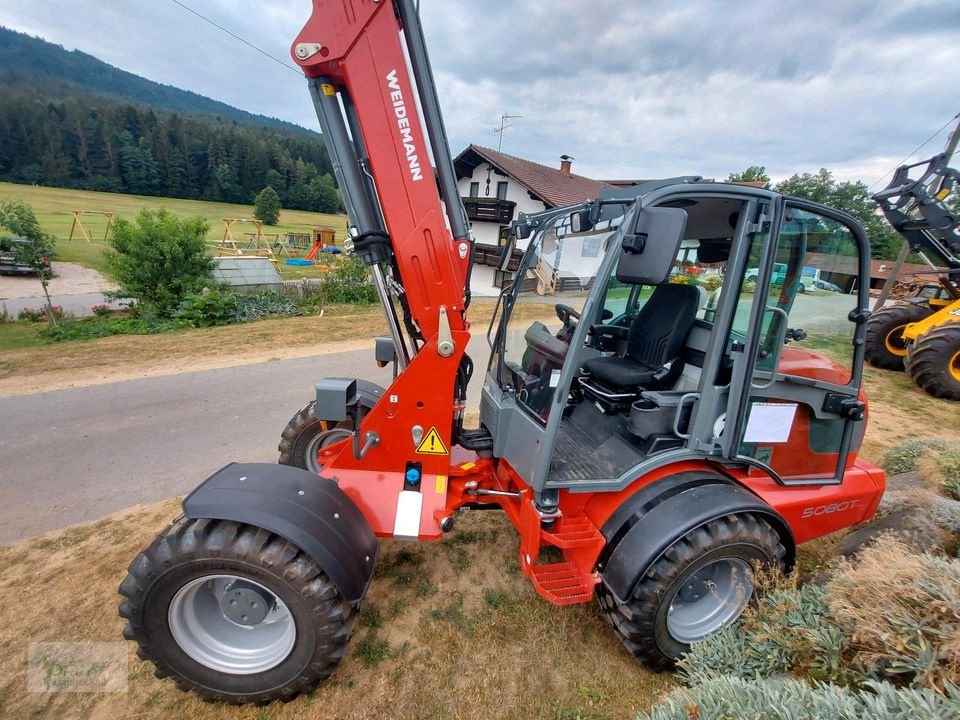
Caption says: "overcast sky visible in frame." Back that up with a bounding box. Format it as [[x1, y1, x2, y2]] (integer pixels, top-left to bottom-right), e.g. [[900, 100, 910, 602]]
[[1, 0, 957, 187]]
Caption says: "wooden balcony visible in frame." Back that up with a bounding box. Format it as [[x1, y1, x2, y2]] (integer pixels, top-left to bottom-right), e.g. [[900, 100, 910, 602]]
[[462, 197, 516, 224]]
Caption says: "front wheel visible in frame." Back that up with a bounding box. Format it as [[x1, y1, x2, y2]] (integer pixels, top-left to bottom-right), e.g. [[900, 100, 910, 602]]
[[119, 518, 356, 704], [597, 513, 785, 668], [864, 304, 932, 371]]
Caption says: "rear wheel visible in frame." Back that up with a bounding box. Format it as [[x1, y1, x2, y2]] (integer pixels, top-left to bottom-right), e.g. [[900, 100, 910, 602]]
[[278, 401, 354, 473], [864, 304, 932, 370], [119, 518, 356, 704], [597, 514, 785, 668], [905, 323, 960, 400]]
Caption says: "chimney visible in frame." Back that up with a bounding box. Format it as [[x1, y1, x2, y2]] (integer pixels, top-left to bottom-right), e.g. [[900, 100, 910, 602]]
[[559, 154, 574, 177]]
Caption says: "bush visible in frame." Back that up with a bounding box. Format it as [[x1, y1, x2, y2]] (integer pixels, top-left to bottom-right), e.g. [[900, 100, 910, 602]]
[[18, 305, 63, 322], [91, 304, 112, 317], [40, 315, 184, 342], [320, 257, 378, 304], [678, 583, 851, 687], [827, 538, 960, 693], [640, 676, 960, 720], [254, 186, 281, 225], [106, 209, 212, 315], [174, 289, 238, 327], [677, 538, 960, 694], [883, 437, 960, 501], [233, 290, 304, 322]]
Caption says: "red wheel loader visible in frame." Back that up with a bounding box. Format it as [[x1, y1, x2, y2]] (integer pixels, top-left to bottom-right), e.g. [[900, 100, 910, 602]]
[[119, 0, 885, 703]]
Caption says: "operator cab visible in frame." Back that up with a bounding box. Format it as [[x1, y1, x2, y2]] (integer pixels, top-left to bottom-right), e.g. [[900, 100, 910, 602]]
[[482, 184, 871, 493]]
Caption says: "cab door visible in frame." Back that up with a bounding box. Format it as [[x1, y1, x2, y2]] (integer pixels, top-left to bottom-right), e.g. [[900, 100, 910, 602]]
[[721, 200, 870, 484]]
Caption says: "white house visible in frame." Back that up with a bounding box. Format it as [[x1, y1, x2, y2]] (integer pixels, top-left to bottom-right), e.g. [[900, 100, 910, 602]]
[[453, 145, 609, 295]]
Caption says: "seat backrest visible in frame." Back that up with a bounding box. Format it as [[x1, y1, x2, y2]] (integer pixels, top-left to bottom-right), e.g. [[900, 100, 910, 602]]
[[626, 284, 701, 369]]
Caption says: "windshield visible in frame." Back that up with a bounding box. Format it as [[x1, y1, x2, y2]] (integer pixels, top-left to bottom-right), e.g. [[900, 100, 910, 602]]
[[495, 210, 620, 422]]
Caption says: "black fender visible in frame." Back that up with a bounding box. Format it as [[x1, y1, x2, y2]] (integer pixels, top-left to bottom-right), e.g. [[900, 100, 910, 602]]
[[597, 471, 795, 605], [183, 462, 379, 604], [326, 377, 385, 421]]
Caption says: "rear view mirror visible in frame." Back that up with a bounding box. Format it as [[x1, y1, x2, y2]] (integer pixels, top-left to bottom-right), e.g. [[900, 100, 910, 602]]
[[616, 206, 688, 285]]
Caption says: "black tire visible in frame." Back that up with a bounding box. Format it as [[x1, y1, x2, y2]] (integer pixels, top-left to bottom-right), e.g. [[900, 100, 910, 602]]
[[277, 401, 356, 472], [905, 323, 960, 400], [119, 517, 356, 704], [864, 304, 933, 371], [597, 513, 785, 668]]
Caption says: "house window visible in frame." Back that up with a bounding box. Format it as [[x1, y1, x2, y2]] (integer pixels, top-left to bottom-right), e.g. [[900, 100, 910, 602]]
[[496, 181, 508, 200], [582, 236, 602, 258], [469, 182, 480, 197]]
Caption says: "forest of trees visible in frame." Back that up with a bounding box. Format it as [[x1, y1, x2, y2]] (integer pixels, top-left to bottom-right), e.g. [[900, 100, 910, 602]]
[[0, 91, 342, 212]]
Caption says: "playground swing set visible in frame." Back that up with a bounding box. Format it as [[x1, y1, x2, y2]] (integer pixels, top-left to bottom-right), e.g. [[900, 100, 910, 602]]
[[67, 210, 114, 243]]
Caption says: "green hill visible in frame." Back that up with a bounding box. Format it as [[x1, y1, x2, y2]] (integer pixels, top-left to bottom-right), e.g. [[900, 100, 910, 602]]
[[0, 26, 311, 136]]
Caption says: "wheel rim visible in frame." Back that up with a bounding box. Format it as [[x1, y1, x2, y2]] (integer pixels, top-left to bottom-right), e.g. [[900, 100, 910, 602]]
[[884, 325, 909, 356], [950, 349, 960, 383], [667, 558, 753, 645], [168, 575, 296, 674], [304, 425, 352, 473]]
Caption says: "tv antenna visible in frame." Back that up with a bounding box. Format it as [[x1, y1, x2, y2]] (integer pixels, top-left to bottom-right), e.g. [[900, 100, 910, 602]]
[[493, 113, 523, 152]]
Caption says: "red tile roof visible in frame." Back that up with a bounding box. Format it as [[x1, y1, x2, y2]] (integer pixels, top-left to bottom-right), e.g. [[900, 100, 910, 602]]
[[454, 144, 608, 208]]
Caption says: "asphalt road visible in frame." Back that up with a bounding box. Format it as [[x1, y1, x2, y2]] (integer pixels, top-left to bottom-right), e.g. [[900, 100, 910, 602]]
[[1, 335, 491, 544]]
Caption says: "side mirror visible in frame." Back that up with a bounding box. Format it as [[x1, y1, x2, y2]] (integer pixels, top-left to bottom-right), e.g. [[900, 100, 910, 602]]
[[499, 232, 517, 271], [617, 206, 688, 285]]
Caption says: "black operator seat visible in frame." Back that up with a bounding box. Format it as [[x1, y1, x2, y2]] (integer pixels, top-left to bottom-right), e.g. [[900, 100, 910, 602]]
[[583, 283, 700, 389]]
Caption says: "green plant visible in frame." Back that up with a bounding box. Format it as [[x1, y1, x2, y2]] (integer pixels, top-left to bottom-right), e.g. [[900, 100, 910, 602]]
[[91, 304, 112, 318], [39, 315, 184, 342], [640, 676, 960, 720], [320, 257, 378, 304], [17, 305, 63, 322], [233, 290, 304, 322], [174, 289, 238, 327], [352, 633, 392, 668], [882, 437, 947, 475], [106, 209, 212, 315], [253, 186, 281, 225]]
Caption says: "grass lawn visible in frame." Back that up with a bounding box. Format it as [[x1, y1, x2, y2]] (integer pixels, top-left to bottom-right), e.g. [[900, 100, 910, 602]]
[[0, 181, 347, 279]]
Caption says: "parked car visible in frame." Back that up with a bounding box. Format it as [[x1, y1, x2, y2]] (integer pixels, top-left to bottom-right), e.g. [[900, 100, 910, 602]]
[[813, 279, 842, 292], [746, 262, 807, 291], [0, 237, 50, 275]]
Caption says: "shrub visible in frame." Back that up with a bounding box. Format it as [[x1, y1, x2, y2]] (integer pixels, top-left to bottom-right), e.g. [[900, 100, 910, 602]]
[[253, 186, 281, 225], [826, 538, 960, 693], [106, 209, 212, 315], [174, 289, 238, 327], [320, 257, 378, 304], [40, 315, 184, 342], [18, 305, 63, 322], [640, 676, 960, 720], [678, 538, 960, 694], [233, 290, 304, 322], [91, 304, 112, 317], [882, 437, 947, 476], [678, 583, 851, 687]]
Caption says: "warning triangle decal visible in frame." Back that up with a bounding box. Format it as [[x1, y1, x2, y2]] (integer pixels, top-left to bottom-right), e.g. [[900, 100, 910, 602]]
[[416, 427, 448, 455]]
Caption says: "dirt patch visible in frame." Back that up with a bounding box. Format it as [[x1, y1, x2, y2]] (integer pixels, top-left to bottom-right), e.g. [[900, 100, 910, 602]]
[[0, 502, 671, 720], [0, 262, 116, 300]]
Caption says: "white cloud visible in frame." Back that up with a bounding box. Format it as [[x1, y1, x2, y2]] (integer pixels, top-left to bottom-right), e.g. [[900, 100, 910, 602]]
[[0, 0, 957, 185]]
